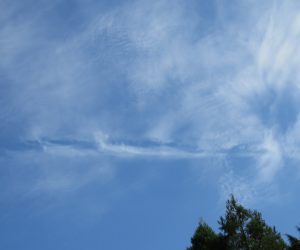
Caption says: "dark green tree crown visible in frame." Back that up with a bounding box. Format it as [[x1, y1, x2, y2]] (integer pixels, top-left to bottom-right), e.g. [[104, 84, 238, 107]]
[[187, 195, 298, 250]]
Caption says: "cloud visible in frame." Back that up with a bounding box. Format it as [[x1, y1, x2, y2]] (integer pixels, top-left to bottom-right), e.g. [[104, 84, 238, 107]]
[[121, 0, 300, 180], [33, 161, 113, 194], [219, 170, 257, 205], [2, 0, 300, 203], [256, 131, 283, 182], [0, 148, 115, 200], [218, 169, 281, 206]]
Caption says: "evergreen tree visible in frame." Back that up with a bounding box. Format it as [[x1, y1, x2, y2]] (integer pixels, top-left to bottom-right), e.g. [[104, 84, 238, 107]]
[[187, 221, 223, 250], [287, 227, 300, 250], [187, 195, 289, 250]]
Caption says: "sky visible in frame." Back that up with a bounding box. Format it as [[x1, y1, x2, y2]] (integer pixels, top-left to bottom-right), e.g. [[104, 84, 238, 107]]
[[1, 0, 300, 249]]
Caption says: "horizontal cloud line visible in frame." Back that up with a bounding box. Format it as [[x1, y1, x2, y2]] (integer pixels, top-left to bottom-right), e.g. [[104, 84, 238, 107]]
[[0, 137, 267, 159]]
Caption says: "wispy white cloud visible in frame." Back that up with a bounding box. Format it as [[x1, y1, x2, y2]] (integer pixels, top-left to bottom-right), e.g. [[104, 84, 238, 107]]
[[219, 170, 257, 206], [256, 131, 283, 182], [0, 148, 115, 199], [33, 161, 113, 194], [2, 0, 300, 202], [120, 0, 300, 181], [218, 169, 283, 207]]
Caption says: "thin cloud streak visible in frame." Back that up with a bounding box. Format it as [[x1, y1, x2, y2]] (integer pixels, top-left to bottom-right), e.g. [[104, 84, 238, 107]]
[[4, 135, 266, 160]]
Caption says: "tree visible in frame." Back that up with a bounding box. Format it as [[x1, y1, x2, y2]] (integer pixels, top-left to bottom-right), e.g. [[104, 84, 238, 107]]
[[187, 195, 289, 250], [286, 227, 300, 250], [187, 220, 223, 250]]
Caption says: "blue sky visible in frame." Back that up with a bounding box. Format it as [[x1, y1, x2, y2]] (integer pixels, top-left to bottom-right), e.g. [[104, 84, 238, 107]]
[[1, 0, 300, 249]]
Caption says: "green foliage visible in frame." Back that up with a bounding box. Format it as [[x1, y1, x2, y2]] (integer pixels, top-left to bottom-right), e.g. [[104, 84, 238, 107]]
[[187, 195, 297, 250], [286, 227, 300, 250], [187, 221, 223, 250]]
